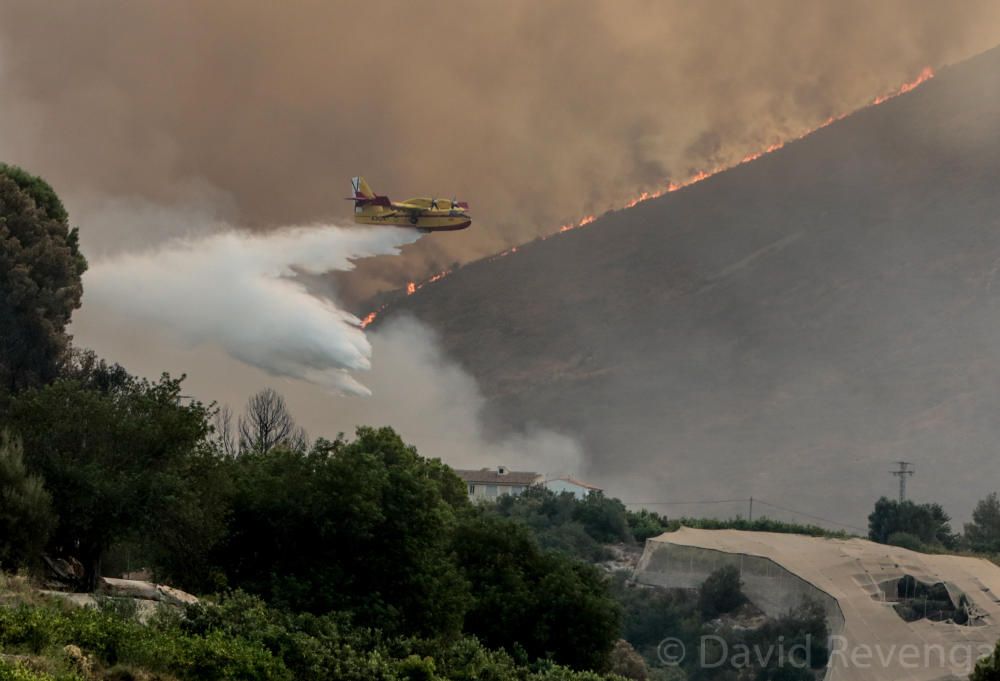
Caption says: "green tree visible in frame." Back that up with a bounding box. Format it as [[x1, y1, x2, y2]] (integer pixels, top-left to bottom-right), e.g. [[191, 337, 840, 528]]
[[212, 426, 470, 637], [0, 166, 86, 396], [453, 513, 621, 670], [965, 493, 1000, 553], [142, 441, 234, 592], [572, 492, 632, 544], [867, 497, 956, 550], [0, 163, 69, 222], [0, 430, 55, 570], [6, 363, 213, 589]]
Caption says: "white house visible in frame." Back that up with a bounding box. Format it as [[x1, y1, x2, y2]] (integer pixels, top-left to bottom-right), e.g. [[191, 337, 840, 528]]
[[453, 466, 543, 501], [542, 476, 603, 499]]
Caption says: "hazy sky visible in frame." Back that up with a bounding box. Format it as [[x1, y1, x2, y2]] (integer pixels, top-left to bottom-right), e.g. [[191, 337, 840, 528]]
[[4, 2, 1000, 299]]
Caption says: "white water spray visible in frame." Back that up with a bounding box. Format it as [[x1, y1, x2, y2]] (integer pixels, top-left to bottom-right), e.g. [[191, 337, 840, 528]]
[[83, 225, 420, 395]]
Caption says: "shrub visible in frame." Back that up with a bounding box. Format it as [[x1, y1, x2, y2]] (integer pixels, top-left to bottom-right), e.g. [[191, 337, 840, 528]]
[[0, 431, 55, 570], [606, 640, 649, 680], [887, 532, 925, 552], [0, 593, 631, 681], [625, 510, 668, 543], [972, 642, 1000, 681], [698, 565, 746, 618], [0, 660, 79, 681]]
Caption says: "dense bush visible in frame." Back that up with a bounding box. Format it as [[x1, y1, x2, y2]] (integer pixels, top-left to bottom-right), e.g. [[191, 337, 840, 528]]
[[625, 510, 669, 543], [886, 531, 925, 552], [0, 595, 626, 681], [610, 574, 702, 664], [666, 516, 849, 539], [0, 660, 78, 681], [491, 487, 627, 562], [453, 513, 622, 671], [973, 640, 1000, 681], [698, 565, 746, 619]]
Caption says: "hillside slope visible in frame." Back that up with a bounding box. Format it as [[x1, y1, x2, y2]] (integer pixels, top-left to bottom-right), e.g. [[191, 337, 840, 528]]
[[376, 46, 1000, 526]]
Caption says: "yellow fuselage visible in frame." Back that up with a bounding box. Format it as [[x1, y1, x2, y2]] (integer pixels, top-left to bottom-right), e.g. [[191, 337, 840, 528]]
[[354, 197, 472, 232], [350, 177, 471, 232]]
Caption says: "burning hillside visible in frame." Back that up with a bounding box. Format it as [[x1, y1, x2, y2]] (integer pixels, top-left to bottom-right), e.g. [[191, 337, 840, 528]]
[[364, 45, 1000, 528], [361, 66, 935, 329]]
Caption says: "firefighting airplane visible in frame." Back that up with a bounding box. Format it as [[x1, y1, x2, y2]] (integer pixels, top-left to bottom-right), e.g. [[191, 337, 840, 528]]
[[348, 176, 471, 232]]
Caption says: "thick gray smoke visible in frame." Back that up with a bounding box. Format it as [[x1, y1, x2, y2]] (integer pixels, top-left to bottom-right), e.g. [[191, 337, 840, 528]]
[[331, 317, 585, 477], [3, 2, 1000, 301], [83, 224, 420, 395]]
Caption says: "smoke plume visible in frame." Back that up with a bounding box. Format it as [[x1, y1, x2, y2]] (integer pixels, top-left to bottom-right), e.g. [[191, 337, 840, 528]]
[[3, 2, 1000, 301], [74, 291, 585, 478], [83, 224, 420, 395]]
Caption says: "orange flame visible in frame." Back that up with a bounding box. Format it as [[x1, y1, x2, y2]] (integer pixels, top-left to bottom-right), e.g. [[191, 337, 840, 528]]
[[873, 66, 933, 105], [359, 308, 382, 329], [359, 67, 934, 329]]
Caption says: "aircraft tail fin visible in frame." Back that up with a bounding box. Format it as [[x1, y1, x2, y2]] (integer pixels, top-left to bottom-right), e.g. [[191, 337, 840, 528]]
[[352, 176, 376, 199], [347, 177, 392, 210], [347, 176, 391, 211]]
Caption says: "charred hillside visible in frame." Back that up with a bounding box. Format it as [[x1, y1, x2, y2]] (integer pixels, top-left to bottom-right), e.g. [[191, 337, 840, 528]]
[[375, 45, 1000, 525]]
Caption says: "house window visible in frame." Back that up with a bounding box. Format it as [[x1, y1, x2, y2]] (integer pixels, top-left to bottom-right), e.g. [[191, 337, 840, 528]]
[[468, 484, 475, 495], [485, 484, 498, 498], [511, 486, 525, 495]]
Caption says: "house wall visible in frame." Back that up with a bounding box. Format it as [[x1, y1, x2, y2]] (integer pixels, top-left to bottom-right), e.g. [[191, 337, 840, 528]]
[[544, 479, 594, 499], [467, 482, 527, 501]]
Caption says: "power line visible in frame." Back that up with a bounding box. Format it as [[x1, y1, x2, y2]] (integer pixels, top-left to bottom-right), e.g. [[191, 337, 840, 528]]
[[752, 499, 867, 534]]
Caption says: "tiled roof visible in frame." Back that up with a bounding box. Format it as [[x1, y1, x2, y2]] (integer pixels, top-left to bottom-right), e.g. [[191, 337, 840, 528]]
[[546, 476, 603, 491], [453, 468, 542, 485]]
